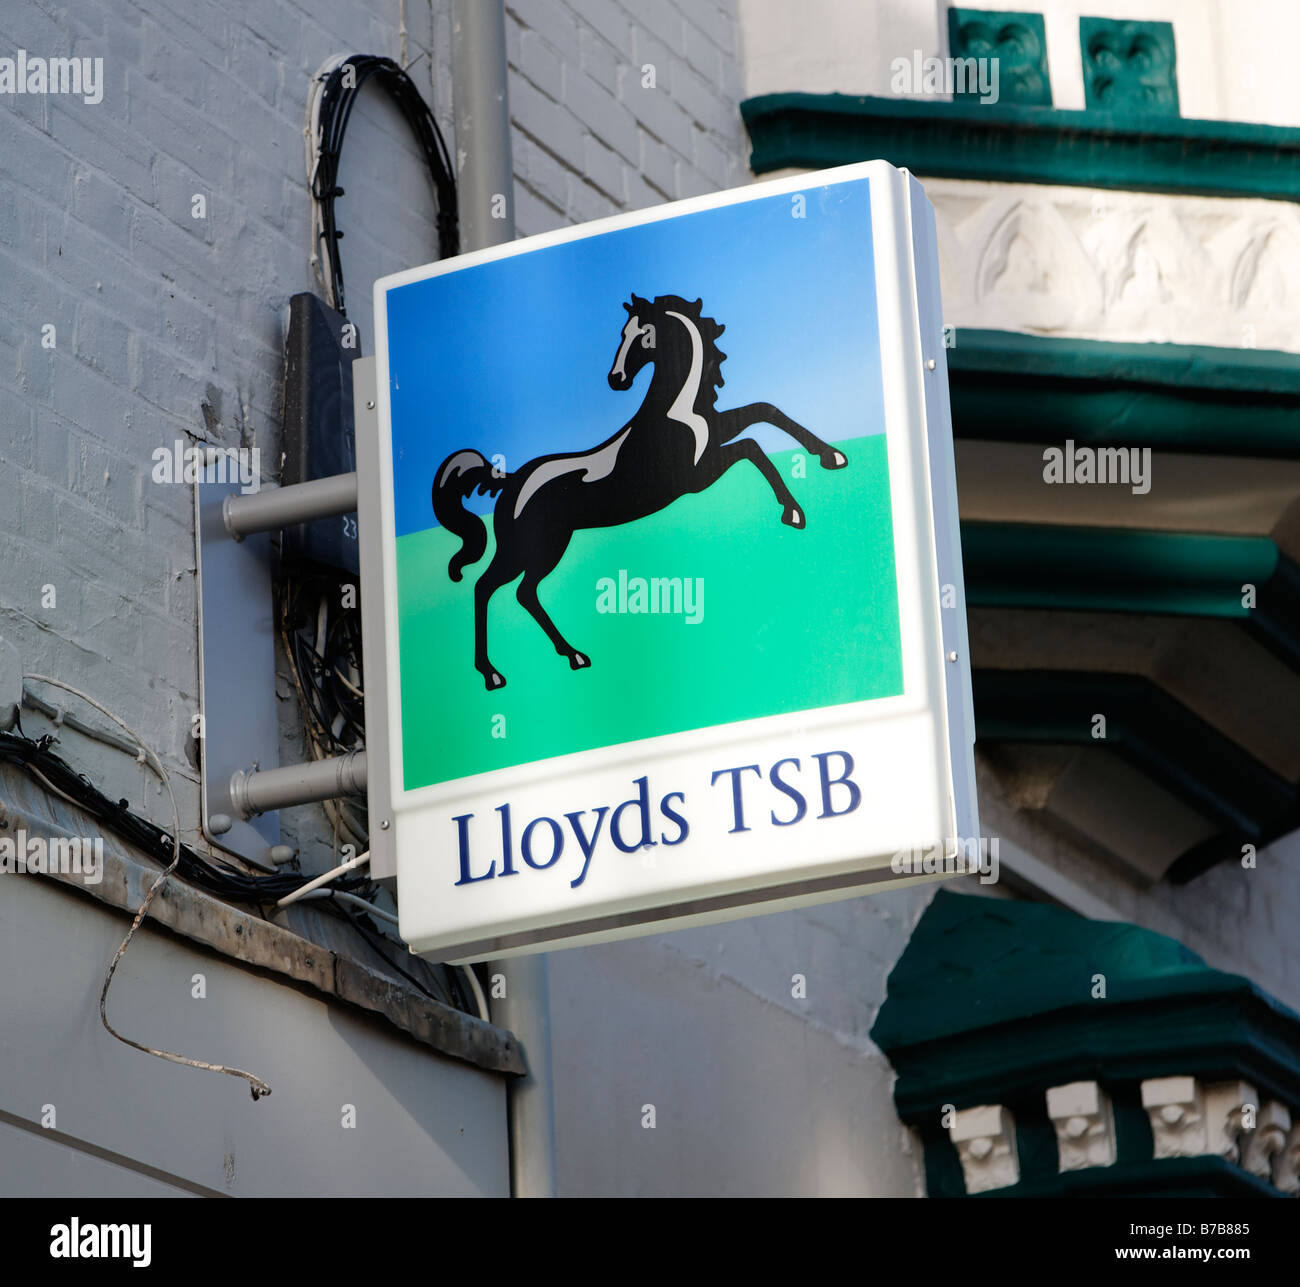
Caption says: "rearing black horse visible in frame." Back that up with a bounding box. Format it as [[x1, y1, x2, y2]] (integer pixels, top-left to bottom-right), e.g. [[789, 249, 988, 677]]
[[432, 293, 848, 690]]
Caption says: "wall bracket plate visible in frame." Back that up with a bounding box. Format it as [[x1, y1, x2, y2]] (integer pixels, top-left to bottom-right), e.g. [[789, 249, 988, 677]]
[[195, 468, 281, 870], [352, 356, 397, 886]]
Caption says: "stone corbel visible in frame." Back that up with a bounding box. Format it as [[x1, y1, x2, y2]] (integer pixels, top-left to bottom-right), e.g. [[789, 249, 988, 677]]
[[1046, 1080, 1116, 1171], [1240, 1101, 1292, 1183], [1141, 1076, 1207, 1157], [1203, 1081, 1258, 1164], [949, 1104, 1019, 1194], [1270, 1121, 1300, 1194]]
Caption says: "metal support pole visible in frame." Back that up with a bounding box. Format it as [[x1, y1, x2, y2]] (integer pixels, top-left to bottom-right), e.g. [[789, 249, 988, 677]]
[[489, 961, 557, 1198], [453, 0, 558, 1200], [228, 751, 367, 820], [222, 472, 358, 539], [452, 0, 515, 253]]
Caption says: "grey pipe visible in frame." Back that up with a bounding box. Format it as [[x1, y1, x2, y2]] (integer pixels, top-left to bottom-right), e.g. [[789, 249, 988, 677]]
[[222, 472, 359, 540], [229, 750, 367, 819], [453, 0, 558, 1201], [452, 0, 514, 252]]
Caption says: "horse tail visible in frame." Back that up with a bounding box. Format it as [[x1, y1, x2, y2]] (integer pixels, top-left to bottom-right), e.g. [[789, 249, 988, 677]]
[[432, 449, 506, 582]]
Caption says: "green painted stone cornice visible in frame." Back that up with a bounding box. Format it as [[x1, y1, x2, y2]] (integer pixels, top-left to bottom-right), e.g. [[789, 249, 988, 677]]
[[741, 93, 1300, 203], [947, 330, 1300, 458], [871, 891, 1300, 1197], [961, 524, 1300, 679], [971, 667, 1300, 879]]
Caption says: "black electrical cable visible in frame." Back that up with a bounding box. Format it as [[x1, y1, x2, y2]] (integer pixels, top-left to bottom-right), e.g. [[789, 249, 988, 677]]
[[278, 574, 361, 757], [323, 609, 366, 744], [339, 905, 464, 1011], [293, 56, 460, 839], [310, 54, 458, 314], [0, 729, 476, 1014], [0, 731, 368, 904]]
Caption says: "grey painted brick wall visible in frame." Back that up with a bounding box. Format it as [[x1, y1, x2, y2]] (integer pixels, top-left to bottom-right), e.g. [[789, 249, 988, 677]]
[[505, 0, 746, 236], [0, 0, 748, 873], [0, 0, 463, 869]]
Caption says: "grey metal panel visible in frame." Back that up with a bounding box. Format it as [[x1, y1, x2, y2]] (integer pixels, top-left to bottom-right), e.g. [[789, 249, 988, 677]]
[[194, 470, 280, 868], [0, 1118, 202, 1198], [0, 873, 509, 1197]]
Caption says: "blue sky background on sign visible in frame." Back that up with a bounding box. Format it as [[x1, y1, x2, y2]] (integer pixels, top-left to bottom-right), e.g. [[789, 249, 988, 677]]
[[383, 178, 904, 790], [386, 179, 885, 537]]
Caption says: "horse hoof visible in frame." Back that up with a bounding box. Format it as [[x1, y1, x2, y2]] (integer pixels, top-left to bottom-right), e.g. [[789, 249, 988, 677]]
[[482, 670, 505, 690], [569, 652, 591, 670], [822, 450, 847, 469], [782, 506, 805, 529]]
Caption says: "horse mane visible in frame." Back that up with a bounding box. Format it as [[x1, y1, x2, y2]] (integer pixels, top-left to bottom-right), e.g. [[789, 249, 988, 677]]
[[625, 293, 727, 405]]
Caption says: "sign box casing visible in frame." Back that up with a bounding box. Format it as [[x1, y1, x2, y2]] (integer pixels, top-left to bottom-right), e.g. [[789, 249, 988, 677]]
[[360, 160, 977, 962]]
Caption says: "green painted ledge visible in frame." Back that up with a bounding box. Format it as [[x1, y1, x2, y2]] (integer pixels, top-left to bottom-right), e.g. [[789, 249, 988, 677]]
[[982, 1156, 1282, 1198], [961, 523, 1300, 682], [962, 524, 1278, 618], [871, 891, 1300, 1197], [741, 92, 1300, 203], [948, 330, 1300, 457], [973, 666, 1300, 882], [958, 526, 1300, 878], [971, 669, 1298, 851]]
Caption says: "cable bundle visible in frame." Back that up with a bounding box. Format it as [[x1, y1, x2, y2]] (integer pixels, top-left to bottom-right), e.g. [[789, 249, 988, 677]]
[[276, 569, 370, 848], [0, 727, 472, 1012], [0, 729, 367, 904], [307, 53, 458, 314]]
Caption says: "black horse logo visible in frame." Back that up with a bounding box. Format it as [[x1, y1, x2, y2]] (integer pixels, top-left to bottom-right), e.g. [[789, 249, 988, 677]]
[[432, 293, 849, 690]]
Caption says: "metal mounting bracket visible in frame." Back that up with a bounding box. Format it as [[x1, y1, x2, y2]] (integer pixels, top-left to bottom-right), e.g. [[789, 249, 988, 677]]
[[196, 459, 366, 869], [195, 466, 281, 869], [352, 356, 397, 885]]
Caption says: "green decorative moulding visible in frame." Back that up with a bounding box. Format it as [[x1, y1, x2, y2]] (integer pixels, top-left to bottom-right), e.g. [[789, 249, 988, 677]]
[[948, 8, 1053, 107], [1080, 17, 1179, 115], [871, 890, 1300, 1196]]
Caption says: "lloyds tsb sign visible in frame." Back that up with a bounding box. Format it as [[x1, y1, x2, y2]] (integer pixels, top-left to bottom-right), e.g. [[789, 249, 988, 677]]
[[358, 160, 977, 961]]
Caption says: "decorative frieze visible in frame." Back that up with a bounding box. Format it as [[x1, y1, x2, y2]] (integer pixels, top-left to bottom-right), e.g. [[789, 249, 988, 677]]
[[924, 178, 1300, 354], [1138, 1075, 1300, 1191]]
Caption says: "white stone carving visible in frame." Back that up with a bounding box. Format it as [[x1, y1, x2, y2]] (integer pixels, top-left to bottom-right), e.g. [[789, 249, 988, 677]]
[[949, 1104, 1019, 1194], [1140, 1077, 1300, 1189], [1046, 1080, 1116, 1171], [1141, 1076, 1207, 1157], [1273, 1123, 1300, 1195], [922, 178, 1300, 354], [1203, 1081, 1259, 1164], [1241, 1100, 1292, 1181]]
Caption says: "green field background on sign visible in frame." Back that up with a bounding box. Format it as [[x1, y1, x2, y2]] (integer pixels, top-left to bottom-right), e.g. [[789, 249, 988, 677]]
[[395, 434, 902, 789]]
